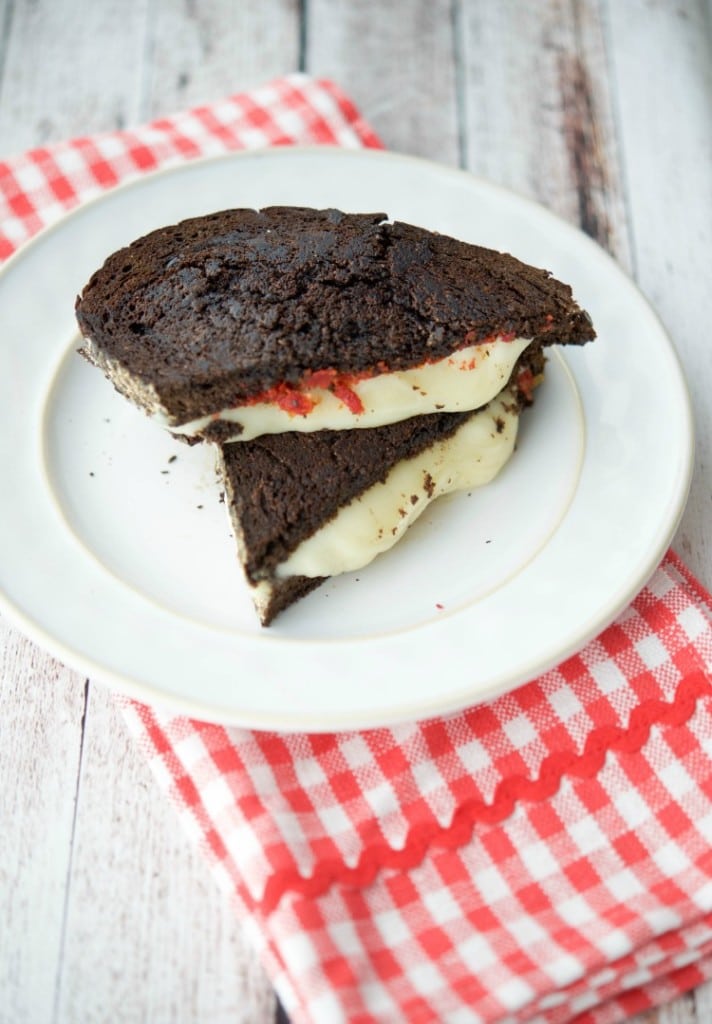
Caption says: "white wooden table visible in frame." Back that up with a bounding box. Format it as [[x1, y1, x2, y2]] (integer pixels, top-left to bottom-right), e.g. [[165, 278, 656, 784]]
[[1, 2, 711, 1022]]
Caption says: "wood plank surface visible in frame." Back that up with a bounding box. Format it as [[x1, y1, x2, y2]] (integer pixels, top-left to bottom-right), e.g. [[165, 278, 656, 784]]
[[308, 0, 460, 163], [0, 0, 149, 150], [1, 2, 710, 1022], [0, 624, 86, 1024], [606, 0, 712, 592], [458, 0, 630, 255], [55, 685, 275, 1024], [142, 0, 300, 118]]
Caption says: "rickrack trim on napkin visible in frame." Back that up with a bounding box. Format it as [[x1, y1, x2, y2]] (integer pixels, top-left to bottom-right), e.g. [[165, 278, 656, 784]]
[[124, 552, 712, 916], [261, 679, 711, 915]]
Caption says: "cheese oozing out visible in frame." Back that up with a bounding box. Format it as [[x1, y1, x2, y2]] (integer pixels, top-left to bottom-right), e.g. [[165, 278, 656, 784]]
[[164, 336, 531, 441], [272, 387, 519, 581]]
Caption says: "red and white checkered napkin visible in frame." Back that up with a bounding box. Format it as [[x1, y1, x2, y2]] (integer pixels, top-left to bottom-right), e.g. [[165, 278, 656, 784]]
[[0, 74, 381, 258], [119, 550, 712, 1024], [4, 75, 712, 1024]]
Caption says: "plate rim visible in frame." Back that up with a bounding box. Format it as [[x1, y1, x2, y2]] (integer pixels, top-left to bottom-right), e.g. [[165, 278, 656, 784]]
[[0, 145, 695, 730]]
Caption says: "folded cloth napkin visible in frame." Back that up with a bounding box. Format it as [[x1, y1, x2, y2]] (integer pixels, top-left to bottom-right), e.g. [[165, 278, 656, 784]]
[[3, 74, 712, 1024]]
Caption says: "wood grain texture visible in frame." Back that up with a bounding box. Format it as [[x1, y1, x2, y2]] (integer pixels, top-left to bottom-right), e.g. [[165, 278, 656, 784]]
[[632, 992, 698, 1024], [605, 0, 712, 594], [693, 974, 712, 1023], [0, 0, 149, 152], [142, 0, 300, 118], [55, 685, 275, 1024], [0, 623, 87, 1024], [459, 0, 630, 264], [308, 0, 460, 163]]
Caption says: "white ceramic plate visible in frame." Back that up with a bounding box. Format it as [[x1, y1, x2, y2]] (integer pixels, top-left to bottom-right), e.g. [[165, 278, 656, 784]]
[[0, 148, 693, 730]]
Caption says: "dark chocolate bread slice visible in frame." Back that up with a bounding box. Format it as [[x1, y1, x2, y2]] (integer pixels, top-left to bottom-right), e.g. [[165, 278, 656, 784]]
[[219, 348, 544, 626], [75, 207, 594, 431]]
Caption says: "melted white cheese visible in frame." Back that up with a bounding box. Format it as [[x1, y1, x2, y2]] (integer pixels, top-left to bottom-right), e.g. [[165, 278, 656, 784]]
[[276, 389, 519, 579], [164, 336, 531, 441]]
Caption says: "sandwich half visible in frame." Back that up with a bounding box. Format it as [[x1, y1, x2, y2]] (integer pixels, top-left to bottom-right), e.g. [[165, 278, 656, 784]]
[[217, 350, 544, 625], [75, 207, 594, 445], [74, 207, 595, 626]]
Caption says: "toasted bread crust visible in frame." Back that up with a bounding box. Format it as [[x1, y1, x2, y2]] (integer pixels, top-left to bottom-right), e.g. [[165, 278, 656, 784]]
[[76, 207, 594, 424]]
